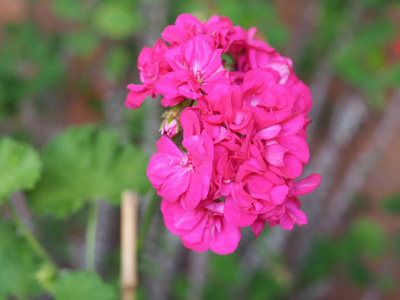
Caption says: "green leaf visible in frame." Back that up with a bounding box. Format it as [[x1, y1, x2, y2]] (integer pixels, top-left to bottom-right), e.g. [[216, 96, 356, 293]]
[[381, 192, 400, 215], [0, 221, 42, 299], [343, 218, 386, 259], [27, 125, 150, 218], [53, 271, 116, 300], [344, 259, 372, 286], [63, 30, 100, 59], [105, 46, 131, 82], [301, 238, 339, 284], [0, 138, 42, 203], [92, 2, 142, 40], [52, 0, 87, 21]]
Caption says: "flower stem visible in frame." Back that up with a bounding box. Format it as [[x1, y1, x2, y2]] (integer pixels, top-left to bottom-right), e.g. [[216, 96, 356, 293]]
[[86, 201, 99, 272], [137, 190, 158, 253], [6, 200, 54, 265]]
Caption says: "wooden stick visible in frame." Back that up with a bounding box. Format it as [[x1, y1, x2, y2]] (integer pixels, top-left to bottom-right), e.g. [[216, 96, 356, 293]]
[[121, 191, 139, 300]]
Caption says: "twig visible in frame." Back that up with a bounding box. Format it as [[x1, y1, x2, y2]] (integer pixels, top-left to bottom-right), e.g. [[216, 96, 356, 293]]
[[121, 191, 139, 300]]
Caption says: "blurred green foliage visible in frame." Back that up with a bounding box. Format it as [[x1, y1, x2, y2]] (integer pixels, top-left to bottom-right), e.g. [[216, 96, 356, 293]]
[[381, 192, 400, 214], [301, 217, 394, 289], [53, 271, 117, 300], [0, 222, 42, 299], [0, 138, 42, 203], [0, 23, 64, 121], [27, 125, 150, 218]]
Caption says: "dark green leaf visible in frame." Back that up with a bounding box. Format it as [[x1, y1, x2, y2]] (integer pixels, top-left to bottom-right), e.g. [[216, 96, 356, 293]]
[[52, 0, 87, 21], [381, 192, 400, 214], [53, 271, 116, 300], [0, 138, 42, 203], [27, 125, 150, 218], [344, 218, 386, 259], [344, 259, 371, 286], [105, 46, 131, 81], [0, 221, 42, 299], [92, 3, 142, 40], [63, 30, 100, 59]]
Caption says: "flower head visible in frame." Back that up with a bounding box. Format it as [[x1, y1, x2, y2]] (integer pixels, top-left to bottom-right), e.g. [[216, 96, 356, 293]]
[[126, 13, 321, 254]]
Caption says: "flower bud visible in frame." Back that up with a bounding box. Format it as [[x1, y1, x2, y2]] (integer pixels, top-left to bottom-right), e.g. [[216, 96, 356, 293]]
[[160, 118, 179, 138]]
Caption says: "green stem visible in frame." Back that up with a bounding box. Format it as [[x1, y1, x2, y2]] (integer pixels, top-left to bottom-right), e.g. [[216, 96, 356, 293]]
[[6, 201, 54, 265], [137, 190, 159, 253], [86, 201, 99, 272]]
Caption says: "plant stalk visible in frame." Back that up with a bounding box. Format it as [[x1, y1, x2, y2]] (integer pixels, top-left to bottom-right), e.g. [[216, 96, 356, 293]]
[[86, 201, 99, 272], [137, 190, 158, 253], [6, 200, 54, 265]]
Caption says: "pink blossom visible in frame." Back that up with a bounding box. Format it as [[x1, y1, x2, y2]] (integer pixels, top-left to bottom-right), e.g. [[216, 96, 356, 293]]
[[161, 200, 241, 254], [251, 174, 321, 236], [147, 132, 214, 210], [126, 13, 321, 254], [156, 36, 230, 106], [125, 39, 170, 109]]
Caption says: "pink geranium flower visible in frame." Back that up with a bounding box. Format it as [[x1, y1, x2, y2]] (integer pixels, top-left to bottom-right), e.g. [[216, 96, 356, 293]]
[[161, 200, 241, 254], [147, 132, 214, 210], [125, 39, 170, 109], [126, 13, 321, 254], [156, 36, 230, 106]]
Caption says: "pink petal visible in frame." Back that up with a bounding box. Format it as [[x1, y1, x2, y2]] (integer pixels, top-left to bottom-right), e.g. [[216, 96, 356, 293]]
[[185, 36, 214, 74], [279, 214, 294, 230], [224, 195, 257, 227], [251, 219, 266, 238], [156, 136, 182, 157], [293, 174, 322, 196], [125, 84, 151, 109], [280, 113, 305, 136], [256, 125, 281, 140], [265, 144, 286, 167], [279, 135, 310, 164], [210, 217, 241, 255], [159, 168, 191, 201], [180, 173, 203, 210], [268, 184, 289, 205]]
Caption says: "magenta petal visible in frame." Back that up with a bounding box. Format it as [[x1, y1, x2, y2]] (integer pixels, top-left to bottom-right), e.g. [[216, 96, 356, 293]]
[[185, 36, 213, 73], [256, 125, 281, 140], [293, 174, 322, 196], [251, 219, 266, 238], [160, 169, 190, 201], [180, 174, 203, 210], [125, 84, 151, 109], [161, 25, 187, 44], [182, 229, 210, 252], [181, 215, 208, 244], [280, 113, 305, 136], [279, 215, 294, 230], [161, 200, 204, 234], [156, 136, 183, 157], [265, 144, 286, 167], [286, 200, 308, 226], [279, 135, 310, 164], [268, 184, 289, 205], [224, 196, 257, 227], [210, 218, 241, 255]]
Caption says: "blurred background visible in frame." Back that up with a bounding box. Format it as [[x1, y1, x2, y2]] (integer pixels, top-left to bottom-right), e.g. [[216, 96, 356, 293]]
[[0, 0, 400, 299]]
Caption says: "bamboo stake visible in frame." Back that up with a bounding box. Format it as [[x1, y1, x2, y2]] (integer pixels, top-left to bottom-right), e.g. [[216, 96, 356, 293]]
[[121, 191, 139, 300]]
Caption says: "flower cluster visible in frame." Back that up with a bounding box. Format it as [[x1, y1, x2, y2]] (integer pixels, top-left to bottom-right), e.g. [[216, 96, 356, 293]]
[[126, 14, 321, 254]]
